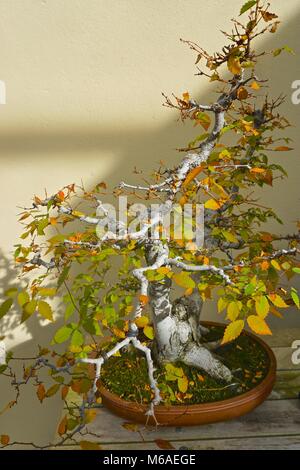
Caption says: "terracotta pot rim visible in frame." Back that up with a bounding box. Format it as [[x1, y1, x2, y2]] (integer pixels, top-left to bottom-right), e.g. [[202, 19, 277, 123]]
[[98, 321, 277, 414]]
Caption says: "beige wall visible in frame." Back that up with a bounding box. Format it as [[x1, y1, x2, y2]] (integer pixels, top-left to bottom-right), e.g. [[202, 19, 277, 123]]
[[0, 0, 299, 445]]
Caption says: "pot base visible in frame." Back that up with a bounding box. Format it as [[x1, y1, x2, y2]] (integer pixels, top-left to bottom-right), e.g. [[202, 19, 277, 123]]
[[98, 322, 276, 426]]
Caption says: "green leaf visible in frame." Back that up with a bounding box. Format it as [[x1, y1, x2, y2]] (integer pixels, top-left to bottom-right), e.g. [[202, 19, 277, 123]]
[[64, 303, 75, 321], [240, 0, 257, 16], [37, 218, 49, 235], [71, 329, 84, 347], [53, 325, 73, 344], [0, 365, 7, 374], [38, 300, 54, 321], [0, 299, 13, 320], [291, 288, 300, 309], [21, 300, 37, 322], [245, 283, 255, 295], [292, 267, 300, 274], [17, 291, 30, 307], [222, 230, 238, 243], [45, 384, 60, 397], [57, 266, 70, 289], [255, 295, 269, 319], [195, 112, 211, 131], [4, 288, 18, 298]]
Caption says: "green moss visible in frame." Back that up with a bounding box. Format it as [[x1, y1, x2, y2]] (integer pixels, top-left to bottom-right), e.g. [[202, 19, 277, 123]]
[[101, 325, 270, 405]]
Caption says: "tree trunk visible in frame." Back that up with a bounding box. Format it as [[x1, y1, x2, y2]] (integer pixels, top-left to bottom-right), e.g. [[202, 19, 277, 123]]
[[145, 242, 233, 382]]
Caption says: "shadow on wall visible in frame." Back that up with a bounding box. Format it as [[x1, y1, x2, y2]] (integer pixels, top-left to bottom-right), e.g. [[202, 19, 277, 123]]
[[0, 250, 64, 445]]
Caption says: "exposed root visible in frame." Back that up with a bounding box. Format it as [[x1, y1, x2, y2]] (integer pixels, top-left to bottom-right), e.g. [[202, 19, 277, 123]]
[[182, 342, 233, 382]]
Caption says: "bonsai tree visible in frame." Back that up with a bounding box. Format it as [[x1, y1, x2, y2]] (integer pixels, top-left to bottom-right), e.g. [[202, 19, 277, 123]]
[[0, 0, 299, 447]]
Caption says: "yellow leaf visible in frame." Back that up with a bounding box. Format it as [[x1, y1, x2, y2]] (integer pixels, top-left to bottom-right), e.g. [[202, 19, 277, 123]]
[[227, 55, 241, 75], [182, 91, 190, 102], [112, 327, 126, 338], [247, 315, 272, 335], [85, 409, 97, 424], [122, 422, 139, 432], [178, 376, 189, 393], [218, 297, 228, 313], [135, 316, 149, 328], [204, 199, 221, 210], [80, 440, 102, 450], [267, 293, 289, 308], [157, 267, 170, 275], [227, 301, 242, 321], [143, 325, 154, 340], [271, 260, 281, 271], [185, 287, 194, 296], [251, 81, 260, 90], [173, 272, 195, 289], [222, 320, 244, 344]]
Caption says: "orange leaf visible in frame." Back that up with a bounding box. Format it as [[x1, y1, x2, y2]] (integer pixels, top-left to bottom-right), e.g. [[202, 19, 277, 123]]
[[251, 81, 260, 90], [182, 92, 190, 102], [261, 260, 269, 271], [139, 294, 149, 306], [247, 315, 272, 335], [250, 167, 265, 174], [57, 415, 67, 436], [274, 146, 293, 151], [183, 165, 203, 187], [237, 86, 248, 100], [0, 435, 10, 445], [58, 191, 65, 201], [50, 217, 58, 226], [37, 383, 46, 403], [260, 232, 273, 242], [61, 385, 69, 400], [155, 439, 175, 450]]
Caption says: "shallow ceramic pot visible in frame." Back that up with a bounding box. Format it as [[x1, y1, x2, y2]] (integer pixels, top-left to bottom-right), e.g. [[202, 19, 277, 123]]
[[98, 321, 277, 426]]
